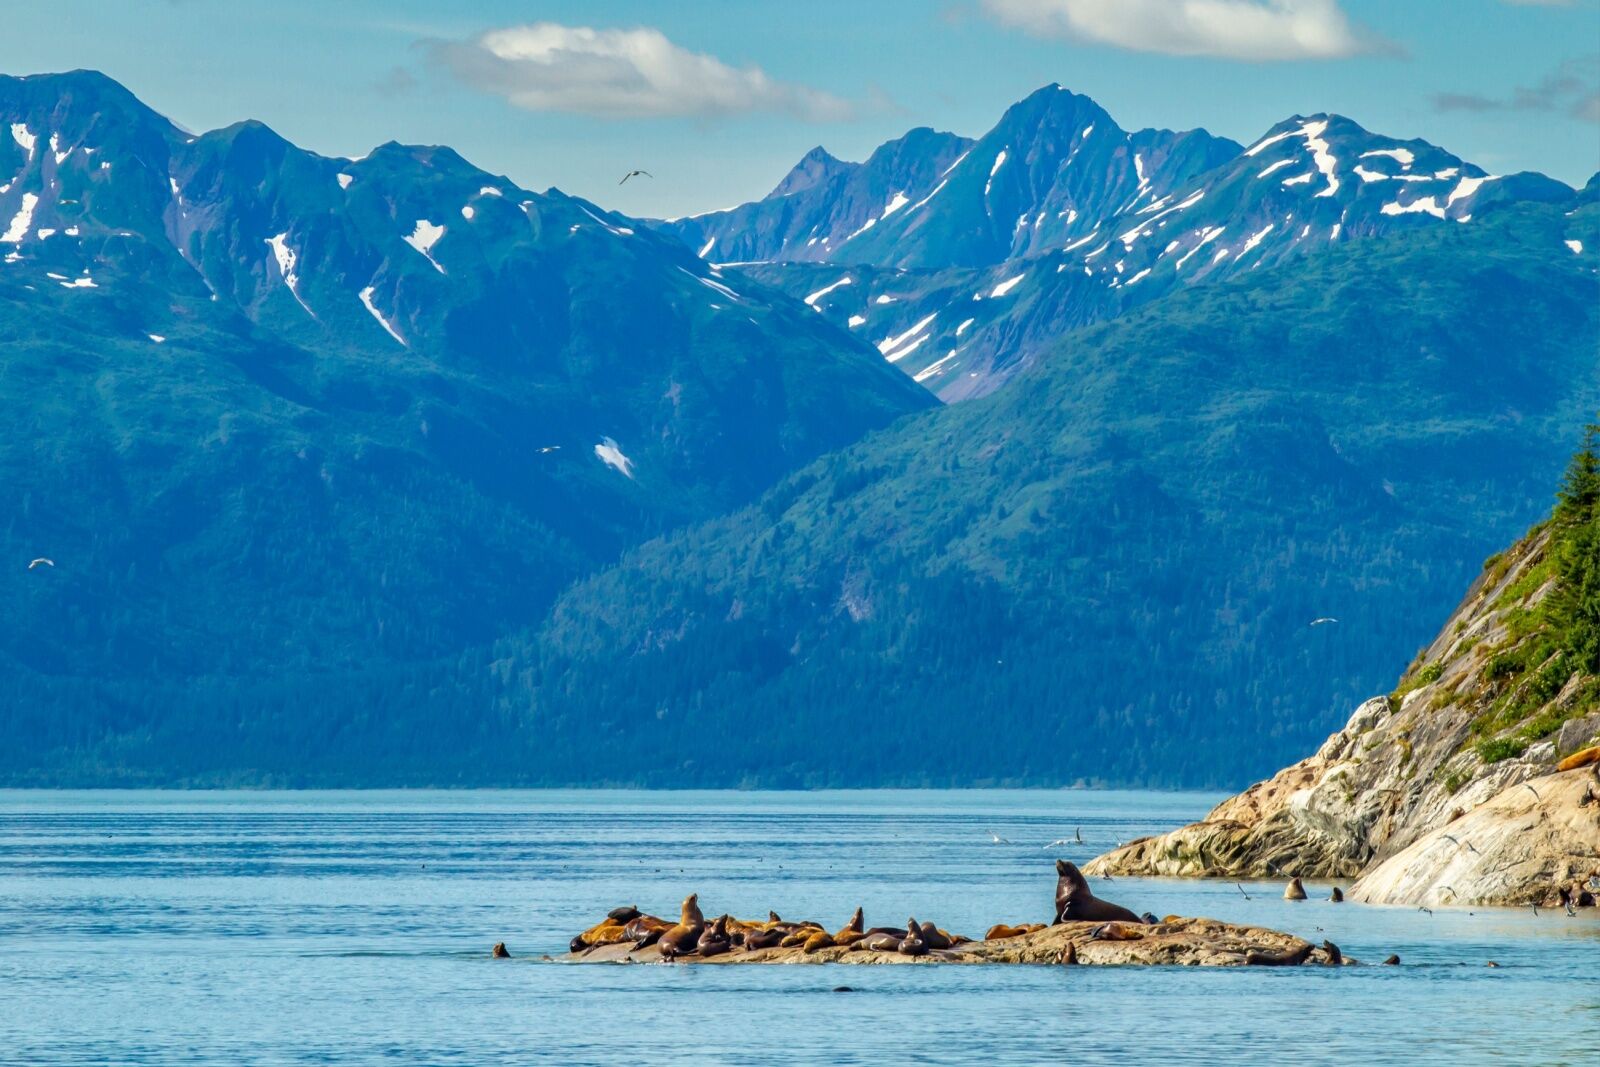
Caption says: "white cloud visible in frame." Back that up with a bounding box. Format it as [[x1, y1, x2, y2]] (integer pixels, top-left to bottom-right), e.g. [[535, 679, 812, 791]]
[[429, 23, 855, 121], [980, 0, 1390, 61]]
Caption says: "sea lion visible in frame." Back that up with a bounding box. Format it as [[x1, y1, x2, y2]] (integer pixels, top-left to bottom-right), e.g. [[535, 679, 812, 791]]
[[570, 919, 629, 953], [803, 931, 836, 954], [1054, 861, 1143, 924], [608, 905, 642, 923], [1057, 942, 1078, 964], [1284, 878, 1308, 901], [1090, 922, 1144, 942], [1321, 940, 1343, 966], [744, 926, 786, 951], [833, 908, 865, 941], [917, 922, 955, 951], [1382, 954, 1401, 965], [657, 893, 707, 961], [1557, 745, 1600, 772], [849, 932, 904, 952], [623, 915, 672, 949], [780, 923, 827, 948], [985, 924, 1031, 940], [492, 942, 511, 959], [897, 919, 928, 957], [1329, 887, 1344, 903], [696, 916, 732, 958], [1243, 943, 1313, 966]]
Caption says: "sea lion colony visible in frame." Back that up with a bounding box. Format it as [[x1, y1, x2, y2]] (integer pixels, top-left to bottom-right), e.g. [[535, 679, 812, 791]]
[[567, 861, 1165, 961]]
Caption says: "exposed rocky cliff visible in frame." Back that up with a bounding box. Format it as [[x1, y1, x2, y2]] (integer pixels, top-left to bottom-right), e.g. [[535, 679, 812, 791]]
[[1087, 522, 1600, 907]]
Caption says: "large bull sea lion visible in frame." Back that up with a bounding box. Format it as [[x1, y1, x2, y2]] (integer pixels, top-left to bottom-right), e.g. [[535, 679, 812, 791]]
[[1054, 860, 1143, 924], [657, 893, 707, 961]]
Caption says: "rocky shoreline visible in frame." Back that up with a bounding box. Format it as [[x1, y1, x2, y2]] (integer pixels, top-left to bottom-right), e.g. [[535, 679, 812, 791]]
[[1086, 527, 1600, 909]]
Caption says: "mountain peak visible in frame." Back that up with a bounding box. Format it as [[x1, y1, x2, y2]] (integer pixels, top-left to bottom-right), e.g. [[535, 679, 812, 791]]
[[769, 144, 853, 199]]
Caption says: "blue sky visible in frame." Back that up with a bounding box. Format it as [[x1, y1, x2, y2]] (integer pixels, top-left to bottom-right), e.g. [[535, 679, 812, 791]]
[[2, 1, 1595, 217]]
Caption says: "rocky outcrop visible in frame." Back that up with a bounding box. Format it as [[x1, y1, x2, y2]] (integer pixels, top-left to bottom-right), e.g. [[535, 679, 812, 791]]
[[1087, 527, 1600, 906], [563, 918, 1346, 968]]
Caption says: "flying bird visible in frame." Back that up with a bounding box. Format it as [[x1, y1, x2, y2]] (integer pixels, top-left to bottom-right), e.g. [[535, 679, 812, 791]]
[[536, 446, 561, 454], [27, 557, 53, 570], [987, 830, 1012, 845], [1310, 617, 1339, 627], [619, 169, 653, 185]]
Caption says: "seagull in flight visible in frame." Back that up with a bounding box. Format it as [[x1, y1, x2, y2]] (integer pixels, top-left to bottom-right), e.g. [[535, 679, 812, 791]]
[[1310, 617, 1339, 627], [987, 830, 1012, 845], [28, 557, 53, 570], [619, 169, 653, 185], [536, 446, 561, 454]]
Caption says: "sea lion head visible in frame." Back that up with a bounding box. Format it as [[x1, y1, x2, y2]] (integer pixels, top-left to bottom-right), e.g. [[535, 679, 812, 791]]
[[608, 905, 641, 923], [768, 911, 782, 923], [846, 907, 863, 933], [681, 893, 703, 926]]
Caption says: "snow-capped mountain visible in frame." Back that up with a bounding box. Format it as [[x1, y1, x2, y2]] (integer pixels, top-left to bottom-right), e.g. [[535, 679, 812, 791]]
[[661, 86, 1585, 401], [0, 70, 930, 688]]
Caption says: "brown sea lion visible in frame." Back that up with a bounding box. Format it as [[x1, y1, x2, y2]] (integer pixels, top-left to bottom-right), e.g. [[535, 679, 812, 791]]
[[849, 932, 904, 952], [1321, 940, 1343, 966], [1382, 954, 1401, 965], [898, 918, 927, 957], [1091, 922, 1144, 942], [623, 915, 672, 949], [570, 919, 629, 953], [780, 923, 827, 948], [833, 908, 865, 941], [744, 926, 786, 950], [1329, 887, 1344, 903], [985, 923, 1031, 941], [1054, 861, 1143, 924], [1244, 943, 1313, 966], [917, 922, 955, 950], [492, 942, 511, 959], [608, 905, 642, 923], [1057, 942, 1078, 965], [1284, 878, 1308, 901], [1557, 745, 1600, 772], [657, 893, 707, 961], [696, 916, 733, 958], [803, 931, 836, 954]]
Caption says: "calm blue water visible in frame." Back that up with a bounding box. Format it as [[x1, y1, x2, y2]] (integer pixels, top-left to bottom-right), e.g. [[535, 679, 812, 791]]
[[1, 790, 1594, 1065]]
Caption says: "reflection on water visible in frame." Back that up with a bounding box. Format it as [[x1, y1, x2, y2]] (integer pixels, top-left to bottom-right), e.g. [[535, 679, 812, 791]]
[[1, 790, 1595, 1065]]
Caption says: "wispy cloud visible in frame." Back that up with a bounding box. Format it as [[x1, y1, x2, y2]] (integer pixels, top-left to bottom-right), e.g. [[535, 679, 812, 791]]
[[426, 23, 855, 121], [979, 0, 1394, 61], [1433, 55, 1600, 124]]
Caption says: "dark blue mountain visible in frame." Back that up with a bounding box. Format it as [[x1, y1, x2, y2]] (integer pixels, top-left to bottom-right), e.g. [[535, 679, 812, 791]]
[[0, 71, 930, 712]]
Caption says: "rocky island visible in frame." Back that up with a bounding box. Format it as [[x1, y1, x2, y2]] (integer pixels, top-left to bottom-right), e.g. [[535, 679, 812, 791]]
[[556, 862, 1352, 967]]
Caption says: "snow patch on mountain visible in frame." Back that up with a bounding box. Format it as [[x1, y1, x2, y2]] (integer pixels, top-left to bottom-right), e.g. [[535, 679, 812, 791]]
[[404, 220, 446, 273], [594, 437, 635, 479], [358, 286, 406, 346]]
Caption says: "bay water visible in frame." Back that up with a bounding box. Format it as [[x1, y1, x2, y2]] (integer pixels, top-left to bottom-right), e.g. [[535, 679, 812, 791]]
[[1, 790, 1594, 1065]]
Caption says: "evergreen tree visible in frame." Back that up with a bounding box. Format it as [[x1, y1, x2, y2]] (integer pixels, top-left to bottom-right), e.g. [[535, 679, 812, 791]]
[[1553, 421, 1600, 672], [1555, 421, 1600, 526]]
